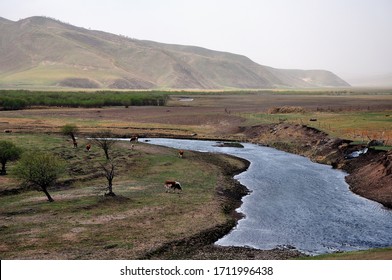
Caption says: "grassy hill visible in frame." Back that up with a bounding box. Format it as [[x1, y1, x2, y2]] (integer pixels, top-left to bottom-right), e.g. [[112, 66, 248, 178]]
[[0, 16, 350, 90]]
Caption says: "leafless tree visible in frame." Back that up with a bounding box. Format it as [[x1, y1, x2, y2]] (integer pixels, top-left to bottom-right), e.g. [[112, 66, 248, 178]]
[[92, 131, 116, 160], [99, 160, 116, 196]]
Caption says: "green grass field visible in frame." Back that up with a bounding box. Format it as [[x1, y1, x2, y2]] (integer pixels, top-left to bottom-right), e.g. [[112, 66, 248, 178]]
[[299, 247, 392, 260], [0, 133, 245, 259]]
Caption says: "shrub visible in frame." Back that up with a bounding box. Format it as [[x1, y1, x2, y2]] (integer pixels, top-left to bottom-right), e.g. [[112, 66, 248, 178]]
[[268, 106, 305, 114], [14, 152, 66, 202]]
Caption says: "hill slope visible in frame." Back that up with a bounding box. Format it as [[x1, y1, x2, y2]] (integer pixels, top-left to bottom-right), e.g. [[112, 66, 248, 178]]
[[0, 16, 350, 89]]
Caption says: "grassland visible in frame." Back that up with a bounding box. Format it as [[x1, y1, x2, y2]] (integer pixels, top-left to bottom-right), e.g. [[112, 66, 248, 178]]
[[1, 89, 391, 144], [0, 89, 391, 259], [242, 111, 392, 147], [0, 133, 249, 259], [299, 247, 392, 260]]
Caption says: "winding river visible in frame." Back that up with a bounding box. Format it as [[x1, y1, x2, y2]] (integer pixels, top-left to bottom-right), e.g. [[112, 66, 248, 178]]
[[141, 138, 392, 255]]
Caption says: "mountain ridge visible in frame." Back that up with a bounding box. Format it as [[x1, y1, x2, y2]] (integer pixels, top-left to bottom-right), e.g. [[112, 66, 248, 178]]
[[0, 16, 350, 89]]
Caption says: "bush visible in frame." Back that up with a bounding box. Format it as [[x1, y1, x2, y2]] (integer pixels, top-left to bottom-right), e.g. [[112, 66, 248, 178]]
[[268, 106, 305, 114], [0, 97, 27, 110], [0, 141, 22, 175], [14, 151, 66, 202]]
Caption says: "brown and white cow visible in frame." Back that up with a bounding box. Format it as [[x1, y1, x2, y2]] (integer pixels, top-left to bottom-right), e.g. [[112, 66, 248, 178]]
[[164, 180, 182, 193], [86, 143, 91, 151], [178, 150, 184, 158], [130, 136, 138, 142]]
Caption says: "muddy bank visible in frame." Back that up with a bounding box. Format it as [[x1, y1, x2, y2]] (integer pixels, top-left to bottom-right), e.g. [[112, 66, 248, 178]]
[[240, 123, 392, 208], [140, 152, 304, 260], [345, 150, 392, 208]]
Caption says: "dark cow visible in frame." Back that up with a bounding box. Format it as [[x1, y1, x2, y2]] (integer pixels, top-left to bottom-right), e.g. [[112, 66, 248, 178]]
[[164, 180, 182, 193], [130, 136, 138, 142], [73, 140, 78, 148], [86, 143, 91, 151]]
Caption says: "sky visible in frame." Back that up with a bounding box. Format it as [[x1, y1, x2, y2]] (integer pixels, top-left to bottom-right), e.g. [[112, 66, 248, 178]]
[[1, 0, 392, 82]]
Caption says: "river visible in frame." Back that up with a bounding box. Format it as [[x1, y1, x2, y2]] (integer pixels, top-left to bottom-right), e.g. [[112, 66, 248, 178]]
[[140, 138, 392, 255]]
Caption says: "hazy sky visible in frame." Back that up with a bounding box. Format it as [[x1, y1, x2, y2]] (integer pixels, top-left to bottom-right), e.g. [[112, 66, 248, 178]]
[[1, 0, 392, 81]]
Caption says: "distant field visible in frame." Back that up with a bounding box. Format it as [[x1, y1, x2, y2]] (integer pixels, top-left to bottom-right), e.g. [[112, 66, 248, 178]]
[[1, 90, 391, 145], [168, 91, 392, 145], [243, 111, 392, 146]]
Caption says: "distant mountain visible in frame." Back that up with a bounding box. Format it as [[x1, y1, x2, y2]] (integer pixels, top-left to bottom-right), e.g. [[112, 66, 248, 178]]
[[0, 16, 350, 89]]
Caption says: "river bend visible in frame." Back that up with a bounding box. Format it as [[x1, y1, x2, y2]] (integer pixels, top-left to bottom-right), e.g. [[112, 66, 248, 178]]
[[141, 138, 392, 255]]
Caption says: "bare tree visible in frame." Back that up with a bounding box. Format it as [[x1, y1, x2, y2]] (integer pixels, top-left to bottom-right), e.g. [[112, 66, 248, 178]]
[[92, 131, 116, 160], [99, 160, 116, 196]]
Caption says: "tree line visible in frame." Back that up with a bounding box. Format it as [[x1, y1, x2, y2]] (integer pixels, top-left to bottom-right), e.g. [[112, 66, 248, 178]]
[[0, 90, 169, 110]]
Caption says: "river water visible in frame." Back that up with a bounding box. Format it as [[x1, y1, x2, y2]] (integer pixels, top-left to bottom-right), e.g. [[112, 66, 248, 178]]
[[140, 138, 392, 255]]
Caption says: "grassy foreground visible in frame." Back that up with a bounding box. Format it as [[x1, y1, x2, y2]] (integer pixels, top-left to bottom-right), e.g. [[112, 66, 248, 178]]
[[0, 133, 248, 259], [299, 247, 392, 260]]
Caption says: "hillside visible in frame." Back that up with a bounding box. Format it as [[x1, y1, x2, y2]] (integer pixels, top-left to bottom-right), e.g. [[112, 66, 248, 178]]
[[0, 16, 350, 89]]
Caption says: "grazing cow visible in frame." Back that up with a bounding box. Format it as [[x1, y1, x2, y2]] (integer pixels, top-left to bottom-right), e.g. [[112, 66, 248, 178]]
[[130, 136, 138, 142], [86, 143, 91, 152], [164, 180, 182, 193], [178, 150, 184, 158], [3, 129, 12, 133]]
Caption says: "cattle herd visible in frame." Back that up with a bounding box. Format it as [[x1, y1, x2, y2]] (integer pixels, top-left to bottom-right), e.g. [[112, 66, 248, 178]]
[[69, 134, 184, 193]]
